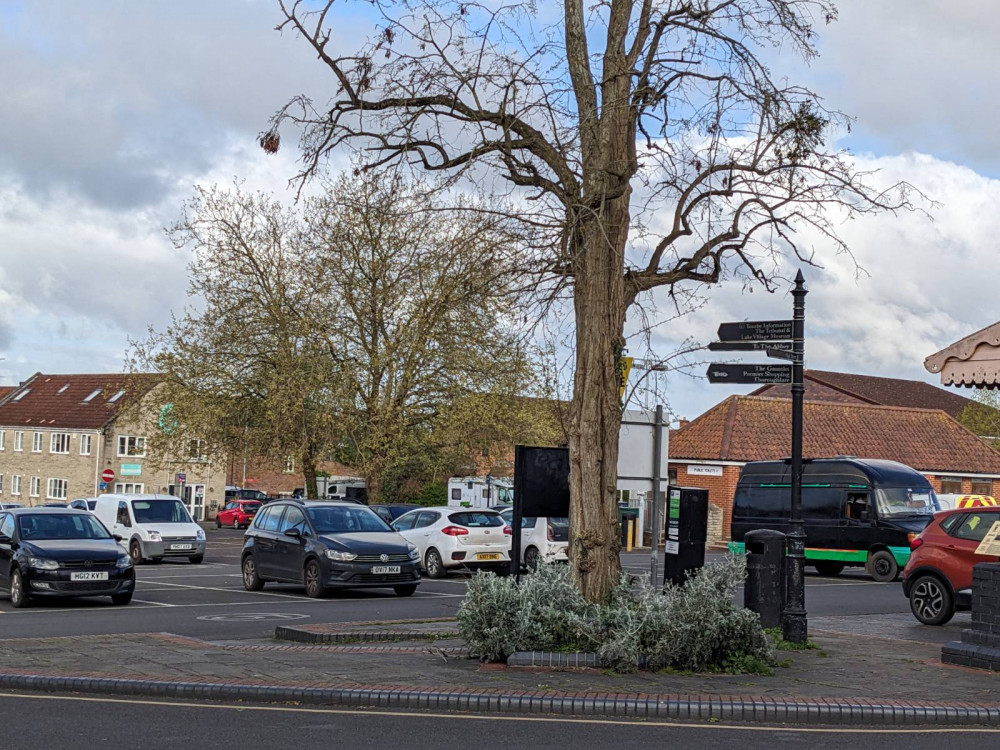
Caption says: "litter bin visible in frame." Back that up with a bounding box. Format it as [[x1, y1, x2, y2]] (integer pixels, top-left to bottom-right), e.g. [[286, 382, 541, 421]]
[[744, 529, 786, 629], [619, 507, 639, 548]]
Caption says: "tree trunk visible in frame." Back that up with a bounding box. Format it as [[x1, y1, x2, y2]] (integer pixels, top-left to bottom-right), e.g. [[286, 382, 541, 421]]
[[568, 194, 630, 602], [301, 448, 319, 499], [366, 467, 384, 506]]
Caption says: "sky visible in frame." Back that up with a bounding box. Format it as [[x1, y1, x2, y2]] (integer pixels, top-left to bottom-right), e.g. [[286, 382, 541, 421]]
[[1, 0, 998, 424]]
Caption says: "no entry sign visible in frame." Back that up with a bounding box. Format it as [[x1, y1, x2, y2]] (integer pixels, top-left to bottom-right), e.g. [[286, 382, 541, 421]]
[[101, 469, 116, 483]]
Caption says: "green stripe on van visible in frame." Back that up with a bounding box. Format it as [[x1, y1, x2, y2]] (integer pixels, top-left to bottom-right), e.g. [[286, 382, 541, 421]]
[[726, 542, 911, 567]]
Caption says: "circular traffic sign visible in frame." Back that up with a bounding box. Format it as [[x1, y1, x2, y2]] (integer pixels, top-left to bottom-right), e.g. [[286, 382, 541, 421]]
[[101, 469, 116, 483]]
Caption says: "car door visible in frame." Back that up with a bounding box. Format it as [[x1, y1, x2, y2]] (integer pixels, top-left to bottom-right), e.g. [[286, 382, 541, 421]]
[[410, 511, 441, 556], [273, 504, 309, 582], [252, 505, 284, 578], [392, 511, 425, 553], [0, 513, 13, 591], [112, 500, 134, 540], [945, 509, 1000, 592]]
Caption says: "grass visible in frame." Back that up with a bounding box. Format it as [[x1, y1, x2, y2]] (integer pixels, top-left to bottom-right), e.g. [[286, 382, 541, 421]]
[[765, 627, 819, 651]]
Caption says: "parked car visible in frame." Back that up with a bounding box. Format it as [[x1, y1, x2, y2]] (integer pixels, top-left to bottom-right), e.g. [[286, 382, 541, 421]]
[[730, 458, 939, 581], [90, 494, 206, 565], [902, 506, 1000, 625], [226, 488, 270, 504], [500, 509, 569, 569], [369, 504, 421, 525], [241, 500, 420, 597], [41, 503, 67, 508], [0, 502, 23, 511], [0, 507, 135, 608], [69, 499, 97, 512], [391, 507, 511, 578], [216, 500, 262, 529]]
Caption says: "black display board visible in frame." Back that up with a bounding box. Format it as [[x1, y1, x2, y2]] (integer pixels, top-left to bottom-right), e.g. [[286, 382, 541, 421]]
[[511, 445, 570, 575]]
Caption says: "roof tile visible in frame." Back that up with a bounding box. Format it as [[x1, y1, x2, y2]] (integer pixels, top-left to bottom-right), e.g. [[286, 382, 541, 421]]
[[0, 373, 161, 430]]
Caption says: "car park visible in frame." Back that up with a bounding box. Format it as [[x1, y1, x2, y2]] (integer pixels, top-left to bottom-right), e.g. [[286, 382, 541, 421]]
[[500, 509, 569, 569], [241, 500, 420, 597], [91, 494, 207, 565], [216, 500, 262, 529], [369, 504, 421, 525], [0, 507, 134, 608], [902, 506, 1000, 625], [391, 507, 511, 578]]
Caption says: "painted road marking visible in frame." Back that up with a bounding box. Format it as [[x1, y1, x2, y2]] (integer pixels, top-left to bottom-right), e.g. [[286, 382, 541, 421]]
[[196, 612, 310, 622]]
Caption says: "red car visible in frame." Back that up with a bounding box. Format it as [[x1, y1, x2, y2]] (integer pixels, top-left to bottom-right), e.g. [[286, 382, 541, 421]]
[[216, 501, 262, 529], [902, 506, 1000, 625]]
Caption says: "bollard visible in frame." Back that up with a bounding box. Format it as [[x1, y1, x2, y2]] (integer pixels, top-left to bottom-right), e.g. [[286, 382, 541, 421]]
[[626, 520, 634, 552], [744, 529, 787, 629]]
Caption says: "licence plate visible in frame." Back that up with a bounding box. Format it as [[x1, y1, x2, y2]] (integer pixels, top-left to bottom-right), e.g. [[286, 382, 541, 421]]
[[371, 566, 401, 574], [70, 571, 109, 581], [170, 543, 193, 550], [476, 553, 501, 561]]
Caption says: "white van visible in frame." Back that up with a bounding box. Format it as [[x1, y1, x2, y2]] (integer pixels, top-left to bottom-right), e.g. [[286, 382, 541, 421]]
[[91, 493, 206, 565]]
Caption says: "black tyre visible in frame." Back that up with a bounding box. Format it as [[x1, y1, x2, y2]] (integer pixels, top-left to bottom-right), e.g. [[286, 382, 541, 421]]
[[189, 555, 204, 565], [233, 518, 240, 530], [813, 561, 845, 576], [215, 517, 222, 529], [242, 555, 265, 591], [129, 540, 143, 565], [424, 548, 445, 579], [393, 584, 418, 597], [111, 591, 133, 606], [867, 549, 899, 582], [524, 546, 541, 570], [9, 568, 29, 608], [909, 574, 955, 625], [304, 559, 326, 598]]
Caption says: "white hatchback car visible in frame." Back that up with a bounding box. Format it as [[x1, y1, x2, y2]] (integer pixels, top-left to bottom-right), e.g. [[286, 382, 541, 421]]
[[391, 507, 511, 577], [501, 510, 570, 569]]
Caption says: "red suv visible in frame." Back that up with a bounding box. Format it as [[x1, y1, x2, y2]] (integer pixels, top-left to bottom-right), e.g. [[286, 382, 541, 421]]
[[216, 501, 262, 530], [902, 506, 1000, 625]]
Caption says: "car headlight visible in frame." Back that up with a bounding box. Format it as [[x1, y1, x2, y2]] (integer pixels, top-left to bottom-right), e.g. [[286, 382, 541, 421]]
[[147, 531, 163, 542], [196, 529, 206, 541], [407, 544, 420, 561], [324, 549, 357, 562], [117, 554, 133, 570], [29, 557, 59, 570]]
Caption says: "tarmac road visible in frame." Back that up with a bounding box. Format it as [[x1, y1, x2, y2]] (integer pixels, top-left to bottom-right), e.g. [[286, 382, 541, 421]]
[[0, 529, 966, 643]]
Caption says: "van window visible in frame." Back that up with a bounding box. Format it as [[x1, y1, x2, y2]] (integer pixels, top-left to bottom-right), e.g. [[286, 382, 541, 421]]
[[846, 493, 871, 521], [801, 487, 842, 520], [875, 488, 937, 517], [734, 485, 787, 518], [117, 502, 132, 527]]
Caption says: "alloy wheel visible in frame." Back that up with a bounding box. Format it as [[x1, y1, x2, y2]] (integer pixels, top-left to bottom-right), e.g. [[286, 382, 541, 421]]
[[912, 579, 943, 620]]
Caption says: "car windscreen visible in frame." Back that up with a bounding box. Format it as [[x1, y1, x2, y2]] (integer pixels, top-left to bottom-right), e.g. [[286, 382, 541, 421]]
[[240, 502, 262, 511], [448, 511, 504, 527], [131, 499, 192, 524], [875, 488, 939, 517], [18, 513, 113, 540], [307, 506, 392, 533]]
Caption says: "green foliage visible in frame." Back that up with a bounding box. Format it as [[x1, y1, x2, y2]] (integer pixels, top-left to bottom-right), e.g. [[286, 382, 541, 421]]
[[457, 555, 774, 674], [409, 482, 448, 507], [764, 628, 818, 651], [957, 389, 1000, 449]]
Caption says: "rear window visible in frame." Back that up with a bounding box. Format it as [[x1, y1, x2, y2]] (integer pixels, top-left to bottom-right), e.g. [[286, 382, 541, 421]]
[[448, 512, 503, 528]]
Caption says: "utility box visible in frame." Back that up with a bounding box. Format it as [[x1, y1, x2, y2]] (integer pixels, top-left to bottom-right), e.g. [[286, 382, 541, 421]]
[[663, 486, 709, 587], [744, 529, 787, 629]]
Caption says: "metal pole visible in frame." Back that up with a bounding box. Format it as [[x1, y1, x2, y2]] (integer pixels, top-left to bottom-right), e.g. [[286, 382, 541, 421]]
[[783, 270, 808, 643], [650, 404, 664, 584]]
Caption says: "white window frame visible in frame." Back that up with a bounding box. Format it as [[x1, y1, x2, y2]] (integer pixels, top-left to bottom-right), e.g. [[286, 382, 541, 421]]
[[117, 435, 146, 458], [29, 476, 40, 498], [80, 434, 92, 456], [188, 438, 208, 462], [32, 432, 43, 453], [114, 482, 144, 494], [14, 431, 23, 452], [0, 475, 4, 494], [0, 431, 5, 451], [283, 456, 295, 474], [50, 432, 71, 455], [11, 475, 21, 496], [47, 478, 68, 500]]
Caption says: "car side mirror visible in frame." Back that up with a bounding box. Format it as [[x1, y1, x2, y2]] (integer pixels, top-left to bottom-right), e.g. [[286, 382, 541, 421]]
[[113, 534, 123, 542], [284, 528, 302, 539]]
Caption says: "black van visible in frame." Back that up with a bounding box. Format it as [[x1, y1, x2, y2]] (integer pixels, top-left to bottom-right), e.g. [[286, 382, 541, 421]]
[[729, 458, 940, 582]]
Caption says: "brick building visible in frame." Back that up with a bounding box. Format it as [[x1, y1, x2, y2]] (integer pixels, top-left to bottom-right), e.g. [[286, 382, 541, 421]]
[[670, 389, 1000, 542], [0, 373, 226, 520], [226, 456, 360, 497]]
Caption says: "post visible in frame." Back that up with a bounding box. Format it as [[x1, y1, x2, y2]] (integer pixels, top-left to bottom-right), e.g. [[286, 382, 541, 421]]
[[783, 270, 808, 643], [626, 520, 634, 552], [650, 404, 664, 584]]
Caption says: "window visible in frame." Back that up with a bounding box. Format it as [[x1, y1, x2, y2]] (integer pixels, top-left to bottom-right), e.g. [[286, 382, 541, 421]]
[[108, 389, 126, 403], [392, 512, 418, 531], [451, 488, 461, 500], [13, 431, 23, 452], [0, 431, 5, 451], [279, 506, 308, 535], [117, 502, 132, 527], [11, 475, 21, 496], [257, 506, 284, 532], [47, 478, 68, 500], [12, 389, 29, 401], [32, 432, 42, 453], [482, 489, 490, 499], [50, 433, 71, 454], [953, 511, 1000, 543], [188, 439, 207, 462], [114, 482, 144, 494], [0, 514, 13, 538], [29, 476, 40, 497], [80, 434, 92, 456], [57, 384, 70, 395], [282, 456, 295, 473], [448, 511, 504, 527], [0, 475, 4, 494], [117, 435, 146, 457], [414, 511, 441, 529], [83, 388, 102, 403], [971, 480, 993, 496], [940, 478, 963, 494]]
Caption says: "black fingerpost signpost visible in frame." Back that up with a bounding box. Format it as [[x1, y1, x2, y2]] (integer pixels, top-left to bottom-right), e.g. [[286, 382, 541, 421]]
[[706, 270, 808, 643]]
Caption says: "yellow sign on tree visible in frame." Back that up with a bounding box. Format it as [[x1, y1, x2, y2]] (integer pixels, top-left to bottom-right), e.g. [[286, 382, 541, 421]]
[[619, 356, 634, 400]]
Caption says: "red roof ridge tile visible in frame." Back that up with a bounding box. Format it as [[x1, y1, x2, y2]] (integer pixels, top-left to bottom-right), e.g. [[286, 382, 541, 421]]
[[737, 394, 955, 416]]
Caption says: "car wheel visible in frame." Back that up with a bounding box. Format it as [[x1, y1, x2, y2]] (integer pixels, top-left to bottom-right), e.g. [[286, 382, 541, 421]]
[[524, 546, 541, 570], [233, 518, 240, 530], [242, 555, 265, 591], [909, 574, 955, 625], [813, 561, 845, 576], [129, 540, 143, 565], [867, 549, 899, 582], [111, 591, 133, 606], [9, 568, 29, 608], [189, 555, 204, 565], [393, 584, 418, 597], [304, 559, 326, 598], [215, 517, 222, 529], [424, 548, 445, 579]]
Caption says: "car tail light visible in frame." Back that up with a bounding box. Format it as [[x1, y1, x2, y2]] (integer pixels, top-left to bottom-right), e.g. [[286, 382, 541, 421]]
[[503, 525, 512, 536], [910, 534, 923, 550], [441, 526, 469, 536]]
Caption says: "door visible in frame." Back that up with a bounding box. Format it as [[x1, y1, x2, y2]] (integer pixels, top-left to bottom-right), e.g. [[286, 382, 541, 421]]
[[410, 511, 441, 557], [252, 505, 285, 578], [113, 500, 134, 540], [273, 505, 309, 581], [0, 513, 13, 591], [946, 509, 1000, 591], [842, 491, 879, 556], [392, 511, 431, 556]]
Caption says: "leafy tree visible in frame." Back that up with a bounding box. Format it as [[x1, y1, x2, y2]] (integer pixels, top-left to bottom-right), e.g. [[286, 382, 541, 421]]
[[958, 390, 1000, 449]]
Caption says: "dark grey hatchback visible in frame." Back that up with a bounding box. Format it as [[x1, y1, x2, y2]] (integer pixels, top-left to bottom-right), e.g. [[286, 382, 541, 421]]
[[241, 500, 421, 598]]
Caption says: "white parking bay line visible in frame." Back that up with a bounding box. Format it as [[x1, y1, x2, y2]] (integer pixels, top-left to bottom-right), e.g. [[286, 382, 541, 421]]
[[138, 580, 314, 601], [130, 598, 178, 607]]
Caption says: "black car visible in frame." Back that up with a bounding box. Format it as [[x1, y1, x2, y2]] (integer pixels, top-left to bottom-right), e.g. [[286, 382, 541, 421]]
[[240, 500, 421, 598], [0, 508, 135, 608], [369, 504, 421, 525]]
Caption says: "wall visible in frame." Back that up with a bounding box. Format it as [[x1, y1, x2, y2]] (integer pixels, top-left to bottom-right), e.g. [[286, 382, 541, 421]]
[[668, 462, 742, 542], [0, 427, 100, 505], [227, 456, 359, 497]]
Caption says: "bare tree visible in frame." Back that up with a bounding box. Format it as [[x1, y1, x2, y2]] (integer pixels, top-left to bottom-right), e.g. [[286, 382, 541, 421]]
[[265, 0, 917, 601]]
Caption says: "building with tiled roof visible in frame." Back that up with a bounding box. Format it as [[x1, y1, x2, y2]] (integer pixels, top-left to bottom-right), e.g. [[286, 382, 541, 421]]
[[0, 373, 225, 519], [670, 395, 1000, 541]]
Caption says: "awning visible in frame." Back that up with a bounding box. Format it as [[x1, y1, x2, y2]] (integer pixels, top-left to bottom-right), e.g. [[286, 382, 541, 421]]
[[924, 321, 1000, 388]]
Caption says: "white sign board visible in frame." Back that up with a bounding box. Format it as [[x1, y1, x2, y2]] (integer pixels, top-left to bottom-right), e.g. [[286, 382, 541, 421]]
[[616, 409, 669, 491], [687, 465, 723, 477]]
